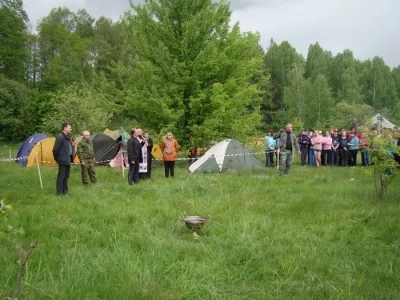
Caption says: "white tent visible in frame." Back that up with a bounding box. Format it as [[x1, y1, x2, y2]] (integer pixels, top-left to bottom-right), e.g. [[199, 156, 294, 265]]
[[371, 113, 397, 130], [188, 139, 264, 173]]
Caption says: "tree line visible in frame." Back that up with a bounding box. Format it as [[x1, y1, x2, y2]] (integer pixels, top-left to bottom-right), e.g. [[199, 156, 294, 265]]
[[1, 0, 400, 148]]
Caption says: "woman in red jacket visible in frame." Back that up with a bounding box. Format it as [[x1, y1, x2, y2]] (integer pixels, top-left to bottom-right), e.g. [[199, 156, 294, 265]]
[[161, 132, 179, 178]]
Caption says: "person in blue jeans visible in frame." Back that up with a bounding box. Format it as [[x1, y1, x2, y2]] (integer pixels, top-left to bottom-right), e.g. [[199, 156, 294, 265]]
[[264, 130, 276, 167], [308, 131, 316, 166], [298, 129, 310, 166]]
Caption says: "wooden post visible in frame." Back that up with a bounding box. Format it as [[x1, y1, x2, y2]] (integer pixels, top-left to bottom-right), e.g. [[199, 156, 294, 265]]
[[121, 152, 125, 178], [9, 148, 11, 160], [35, 153, 43, 188], [277, 150, 279, 170]]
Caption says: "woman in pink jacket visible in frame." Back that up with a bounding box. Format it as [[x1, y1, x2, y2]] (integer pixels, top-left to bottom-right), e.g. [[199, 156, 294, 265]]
[[321, 130, 333, 166], [311, 130, 323, 167]]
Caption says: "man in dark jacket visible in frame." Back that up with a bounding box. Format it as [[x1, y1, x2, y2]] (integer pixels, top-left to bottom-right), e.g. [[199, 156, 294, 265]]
[[52, 123, 73, 196], [127, 128, 143, 185], [298, 129, 310, 166]]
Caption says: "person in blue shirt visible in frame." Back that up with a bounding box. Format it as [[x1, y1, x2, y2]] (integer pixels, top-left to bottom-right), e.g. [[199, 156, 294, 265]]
[[264, 130, 276, 167], [347, 132, 359, 168]]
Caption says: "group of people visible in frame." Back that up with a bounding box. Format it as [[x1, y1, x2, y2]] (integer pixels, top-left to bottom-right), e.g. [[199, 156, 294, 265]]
[[265, 124, 400, 176], [126, 128, 179, 185], [52, 123, 180, 196], [298, 128, 362, 168], [50, 121, 398, 195], [52, 123, 98, 196]]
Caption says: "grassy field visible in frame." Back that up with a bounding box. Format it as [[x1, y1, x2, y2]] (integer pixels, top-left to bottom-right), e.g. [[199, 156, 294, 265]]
[[1, 150, 400, 299]]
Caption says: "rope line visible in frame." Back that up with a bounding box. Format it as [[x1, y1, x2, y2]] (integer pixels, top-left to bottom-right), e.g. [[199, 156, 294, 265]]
[[0, 150, 277, 164]]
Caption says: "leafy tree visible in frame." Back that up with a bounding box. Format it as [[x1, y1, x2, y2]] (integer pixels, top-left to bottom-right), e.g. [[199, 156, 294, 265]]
[[0, 75, 39, 142], [73, 9, 95, 38], [37, 22, 91, 92], [0, 5, 28, 81], [329, 101, 374, 130], [0, 0, 28, 21], [282, 64, 311, 126], [324, 49, 364, 107], [364, 57, 398, 112], [36, 8, 97, 92], [39, 7, 76, 33], [304, 42, 332, 82], [264, 40, 304, 110], [339, 65, 362, 104], [393, 66, 400, 99], [363, 129, 400, 198], [116, 0, 266, 148], [41, 84, 113, 136], [26, 32, 40, 87], [91, 17, 125, 75], [309, 74, 334, 128]]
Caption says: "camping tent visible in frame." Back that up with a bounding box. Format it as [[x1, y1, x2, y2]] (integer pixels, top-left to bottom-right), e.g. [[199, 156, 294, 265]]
[[16, 133, 49, 166], [371, 113, 397, 130], [74, 134, 120, 164], [188, 139, 265, 173], [104, 128, 163, 161], [152, 143, 163, 161], [26, 137, 57, 167], [103, 128, 130, 147]]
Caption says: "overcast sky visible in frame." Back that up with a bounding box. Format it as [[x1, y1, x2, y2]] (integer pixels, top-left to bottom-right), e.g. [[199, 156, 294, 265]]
[[24, 0, 400, 68]]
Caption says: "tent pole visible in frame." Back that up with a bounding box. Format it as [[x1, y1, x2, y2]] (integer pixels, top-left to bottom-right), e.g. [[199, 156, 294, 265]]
[[35, 153, 43, 188], [121, 152, 124, 178]]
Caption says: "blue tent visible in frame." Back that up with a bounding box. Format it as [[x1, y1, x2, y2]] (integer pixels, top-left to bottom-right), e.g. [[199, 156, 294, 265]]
[[16, 133, 49, 166]]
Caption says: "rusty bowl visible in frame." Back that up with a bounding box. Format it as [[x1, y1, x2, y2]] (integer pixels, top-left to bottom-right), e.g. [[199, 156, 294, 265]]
[[181, 216, 208, 230]]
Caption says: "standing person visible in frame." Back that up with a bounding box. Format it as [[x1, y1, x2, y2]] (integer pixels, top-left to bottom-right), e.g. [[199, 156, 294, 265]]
[[348, 131, 359, 168], [76, 131, 97, 185], [331, 129, 340, 166], [275, 124, 301, 176], [312, 130, 323, 167], [307, 131, 315, 166], [298, 129, 310, 166], [339, 130, 349, 167], [127, 128, 143, 185], [144, 131, 154, 178], [321, 130, 333, 166], [52, 123, 73, 196], [162, 132, 179, 178], [264, 130, 276, 167], [137, 128, 148, 179]]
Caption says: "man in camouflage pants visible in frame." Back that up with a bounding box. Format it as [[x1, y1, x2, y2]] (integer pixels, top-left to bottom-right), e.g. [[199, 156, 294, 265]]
[[76, 131, 97, 185], [276, 124, 301, 176]]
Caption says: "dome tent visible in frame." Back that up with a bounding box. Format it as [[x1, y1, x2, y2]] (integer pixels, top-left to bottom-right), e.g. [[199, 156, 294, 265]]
[[188, 139, 264, 173], [16, 133, 49, 166], [74, 134, 120, 164]]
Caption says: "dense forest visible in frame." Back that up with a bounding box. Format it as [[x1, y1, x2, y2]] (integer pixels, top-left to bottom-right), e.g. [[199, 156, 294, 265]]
[[1, 0, 400, 148]]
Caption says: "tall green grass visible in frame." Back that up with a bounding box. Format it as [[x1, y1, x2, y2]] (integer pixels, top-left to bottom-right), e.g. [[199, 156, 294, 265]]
[[1, 158, 399, 299]]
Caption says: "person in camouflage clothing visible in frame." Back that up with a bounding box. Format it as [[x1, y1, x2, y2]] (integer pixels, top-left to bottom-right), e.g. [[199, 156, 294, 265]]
[[275, 123, 301, 176], [76, 131, 97, 185]]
